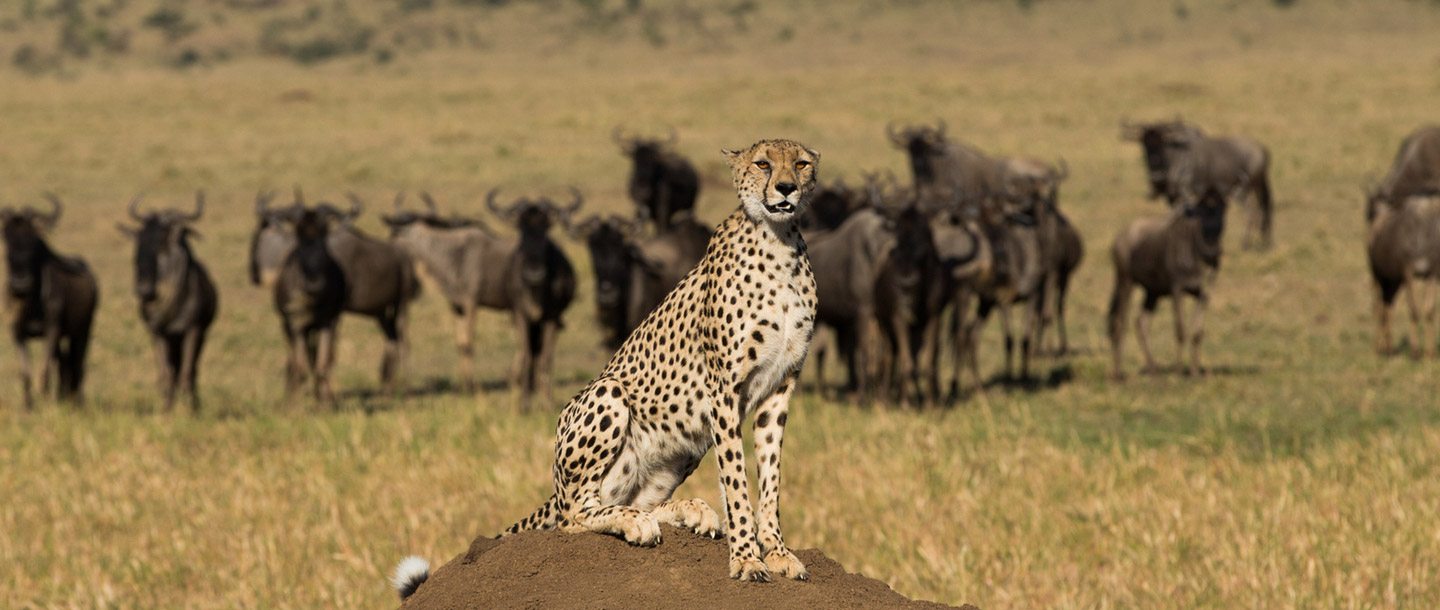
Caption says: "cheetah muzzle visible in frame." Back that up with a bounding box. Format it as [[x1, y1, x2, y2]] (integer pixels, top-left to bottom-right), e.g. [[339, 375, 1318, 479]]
[[502, 138, 821, 583]]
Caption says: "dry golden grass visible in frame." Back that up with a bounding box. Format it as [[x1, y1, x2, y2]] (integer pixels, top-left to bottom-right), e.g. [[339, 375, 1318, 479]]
[[3, 1, 1440, 608]]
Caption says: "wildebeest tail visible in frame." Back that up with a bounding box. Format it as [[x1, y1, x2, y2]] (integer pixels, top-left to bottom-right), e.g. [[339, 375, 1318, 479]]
[[390, 556, 430, 601]]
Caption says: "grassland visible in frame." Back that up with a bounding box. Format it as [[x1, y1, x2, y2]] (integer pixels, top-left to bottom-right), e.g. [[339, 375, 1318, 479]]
[[3, 1, 1440, 608]]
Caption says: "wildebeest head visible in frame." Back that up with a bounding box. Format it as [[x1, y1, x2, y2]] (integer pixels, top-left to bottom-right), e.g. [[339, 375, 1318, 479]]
[[1, 195, 62, 299], [250, 187, 359, 287], [887, 121, 949, 185], [287, 205, 346, 297], [614, 126, 678, 215], [567, 214, 641, 311], [1180, 184, 1230, 266], [877, 201, 936, 292], [1123, 119, 1199, 199], [119, 192, 203, 304], [488, 187, 583, 285]]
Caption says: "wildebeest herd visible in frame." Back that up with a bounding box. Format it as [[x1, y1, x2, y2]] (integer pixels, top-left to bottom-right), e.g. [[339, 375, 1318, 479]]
[[4, 121, 1439, 411]]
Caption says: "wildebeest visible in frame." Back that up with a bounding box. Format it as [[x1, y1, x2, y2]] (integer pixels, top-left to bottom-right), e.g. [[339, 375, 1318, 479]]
[[806, 207, 896, 398], [1366, 191, 1440, 358], [1106, 186, 1231, 378], [118, 193, 218, 412], [567, 211, 711, 351], [887, 121, 1010, 213], [614, 127, 700, 231], [970, 194, 1045, 382], [384, 190, 578, 407], [251, 188, 419, 392], [1122, 119, 1273, 250], [873, 202, 951, 405], [1366, 125, 1440, 221], [1004, 158, 1084, 355], [2, 195, 98, 408], [273, 204, 347, 405]]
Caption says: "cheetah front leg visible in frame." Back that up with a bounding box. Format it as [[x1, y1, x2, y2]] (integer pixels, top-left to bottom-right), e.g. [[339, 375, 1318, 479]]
[[752, 375, 808, 580], [710, 387, 770, 582]]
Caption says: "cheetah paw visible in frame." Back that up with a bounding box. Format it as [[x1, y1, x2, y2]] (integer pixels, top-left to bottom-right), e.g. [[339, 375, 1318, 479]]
[[683, 500, 723, 539], [730, 556, 772, 583], [764, 548, 809, 581], [621, 513, 662, 547]]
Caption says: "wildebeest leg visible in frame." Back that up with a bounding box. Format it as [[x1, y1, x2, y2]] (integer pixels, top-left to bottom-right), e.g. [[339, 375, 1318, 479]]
[[998, 302, 1015, 381], [1171, 291, 1188, 373], [153, 335, 176, 411], [889, 316, 914, 407], [1021, 298, 1040, 381], [1107, 272, 1133, 380], [315, 325, 338, 408], [16, 341, 34, 410], [810, 327, 829, 397], [1136, 292, 1160, 374], [535, 321, 560, 408], [1414, 277, 1438, 359], [1254, 174, 1275, 250], [1404, 274, 1426, 359], [179, 327, 207, 413], [510, 313, 533, 409], [965, 299, 991, 395], [947, 291, 971, 399], [378, 313, 401, 393], [456, 303, 477, 393], [286, 329, 310, 403], [1189, 293, 1208, 376], [1056, 270, 1073, 356], [917, 315, 941, 406], [856, 312, 878, 403], [41, 327, 60, 399], [1374, 283, 1394, 355]]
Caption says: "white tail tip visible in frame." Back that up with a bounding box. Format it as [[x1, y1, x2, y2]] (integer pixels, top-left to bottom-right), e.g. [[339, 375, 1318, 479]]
[[391, 555, 431, 600]]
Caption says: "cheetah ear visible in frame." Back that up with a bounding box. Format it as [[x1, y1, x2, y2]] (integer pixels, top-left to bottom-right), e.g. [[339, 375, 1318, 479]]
[[721, 148, 743, 165], [806, 148, 821, 164]]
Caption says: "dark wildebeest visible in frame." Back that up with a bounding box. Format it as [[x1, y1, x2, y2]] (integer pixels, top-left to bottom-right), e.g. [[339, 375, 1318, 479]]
[[567, 212, 712, 351], [1107, 185, 1231, 378], [1122, 119, 1273, 250], [118, 193, 218, 412], [873, 202, 952, 406], [1366, 191, 1440, 358], [273, 204, 347, 405], [384, 190, 578, 407], [251, 189, 419, 391], [2, 196, 98, 408], [1004, 158, 1084, 355], [969, 192, 1045, 382], [1365, 125, 1440, 221], [615, 127, 700, 232]]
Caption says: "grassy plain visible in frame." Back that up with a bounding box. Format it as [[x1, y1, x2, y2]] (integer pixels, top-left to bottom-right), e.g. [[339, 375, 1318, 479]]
[[2, 1, 1440, 608]]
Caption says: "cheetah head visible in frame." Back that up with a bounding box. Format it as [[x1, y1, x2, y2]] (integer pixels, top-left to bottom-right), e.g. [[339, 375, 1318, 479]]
[[723, 139, 820, 224]]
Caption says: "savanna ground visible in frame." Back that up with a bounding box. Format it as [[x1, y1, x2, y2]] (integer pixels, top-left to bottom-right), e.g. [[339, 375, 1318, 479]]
[[2, 1, 1439, 608]]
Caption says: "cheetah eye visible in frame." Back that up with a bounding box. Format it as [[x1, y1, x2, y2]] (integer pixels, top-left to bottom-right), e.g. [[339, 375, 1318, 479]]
[[795, 160, 810, 169], [754, 160, 770, 170]]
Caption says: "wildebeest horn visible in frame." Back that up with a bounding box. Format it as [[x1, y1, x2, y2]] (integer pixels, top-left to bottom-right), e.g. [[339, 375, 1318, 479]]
[[344, 193, 364, 219], [483, 187, 506, 215], [128, 194, 145, 221], [184, 191, 205, 222], [40, 193, 63, 225], [564, 186, 585, 215], [886, 121, 906, 145], [419, 191, 439, 215], [255, 190, 276, 216]]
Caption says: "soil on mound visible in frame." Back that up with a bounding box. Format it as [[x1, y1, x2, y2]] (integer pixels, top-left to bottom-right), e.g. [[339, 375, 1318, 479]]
[[401, 526, 973, 610]]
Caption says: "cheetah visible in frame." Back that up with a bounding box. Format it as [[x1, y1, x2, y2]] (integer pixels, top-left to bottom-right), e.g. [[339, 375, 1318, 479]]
[[503, 138, 821, 582]]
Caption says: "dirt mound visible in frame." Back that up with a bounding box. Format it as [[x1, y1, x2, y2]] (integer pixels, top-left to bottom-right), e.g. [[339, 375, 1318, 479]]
[[400, 526, 972, 610]]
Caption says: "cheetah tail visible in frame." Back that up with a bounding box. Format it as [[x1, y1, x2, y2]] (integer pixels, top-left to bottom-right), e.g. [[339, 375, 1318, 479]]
[[390, 555, 430, 601], [500, 493, 562, 537]]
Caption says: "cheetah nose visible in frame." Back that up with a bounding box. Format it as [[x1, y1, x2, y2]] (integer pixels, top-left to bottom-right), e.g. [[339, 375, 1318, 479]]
[[775, 182, 797, 196]]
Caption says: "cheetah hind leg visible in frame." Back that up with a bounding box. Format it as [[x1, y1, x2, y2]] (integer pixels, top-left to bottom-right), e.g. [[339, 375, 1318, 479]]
[[563, 382, 662, 547], [652, 498, 723, 539]]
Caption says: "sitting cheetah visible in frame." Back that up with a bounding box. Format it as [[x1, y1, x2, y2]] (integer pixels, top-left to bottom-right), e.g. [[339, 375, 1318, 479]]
[[504, 138, 821, 582]]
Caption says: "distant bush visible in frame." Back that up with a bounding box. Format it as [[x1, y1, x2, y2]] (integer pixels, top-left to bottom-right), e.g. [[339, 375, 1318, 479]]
[[144, 7, 198, 42]]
